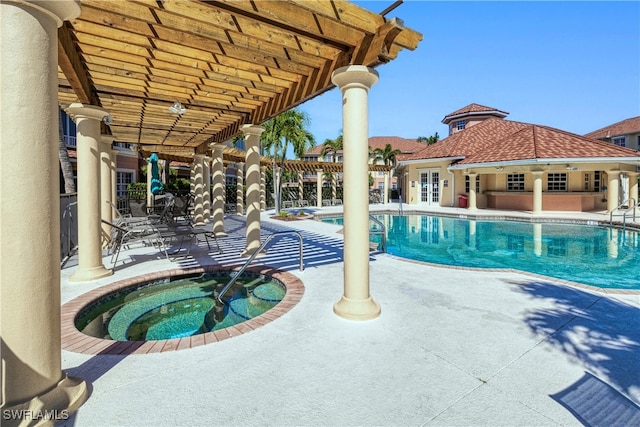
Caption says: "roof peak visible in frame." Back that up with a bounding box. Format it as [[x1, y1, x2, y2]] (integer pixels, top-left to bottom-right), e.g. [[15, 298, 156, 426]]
[[442, 103, 509, 124]]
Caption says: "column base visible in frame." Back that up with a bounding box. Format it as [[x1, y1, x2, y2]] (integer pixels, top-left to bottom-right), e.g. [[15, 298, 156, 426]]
[[2, 374, 88, 427], [69, 265, 112, 282], [333, 295, 381, 321], [240, 248, 266, 258]]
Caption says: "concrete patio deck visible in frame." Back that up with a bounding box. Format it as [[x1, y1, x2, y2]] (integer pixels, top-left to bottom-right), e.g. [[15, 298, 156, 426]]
[[58, 206, 640, 426]]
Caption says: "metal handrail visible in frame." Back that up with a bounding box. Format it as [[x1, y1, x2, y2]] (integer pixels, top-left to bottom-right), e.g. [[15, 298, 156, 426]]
[[398, 195, 404, 216], [60, 201, 78, 268], [369, 214, 387, 253], [610, 198, 636, 229], [217, 230, 304, 303]]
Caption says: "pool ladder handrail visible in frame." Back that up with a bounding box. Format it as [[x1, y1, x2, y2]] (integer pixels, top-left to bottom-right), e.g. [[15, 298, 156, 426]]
[[217, 230, 304, 304], [609, 198, 637, 232], [369, 214, 387, 253], [398, 196, 404, 216]]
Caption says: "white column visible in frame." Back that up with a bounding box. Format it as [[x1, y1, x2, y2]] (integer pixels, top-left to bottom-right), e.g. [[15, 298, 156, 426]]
[[298, 172, 304, 203], [68, 104, 113, 282], [146, 156, 153, 210], [331, 65, 380, 321], [202, 156, 211, 222], [316, 169, 323, 208], [383, 171, 390, 204], [260, 165, 267, 211], [110, 147, 119, 216], [100, 135, 114, 245], [210, 144, 227, 236], [607, 170, 620, 213], [532, 171, 543, 214], [467, 173, 478, 211], [192, 154, 205, 224], [236, 162, 245, 215], [629, 173, 639, 213], [241, 125, 265, 255], [1, 0, 87, 415]]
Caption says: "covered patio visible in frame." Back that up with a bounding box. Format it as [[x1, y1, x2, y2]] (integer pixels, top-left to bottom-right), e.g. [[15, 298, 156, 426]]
[[1, 0, 421, 420]]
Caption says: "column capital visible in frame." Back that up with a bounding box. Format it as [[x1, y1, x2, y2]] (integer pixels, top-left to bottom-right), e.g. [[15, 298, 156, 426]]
[[531, 170, 544, 176], [241, 124, 265, 136], [331, 65, 379, 91], [11, 0, 81, 27], [67, 103, 111, 123]]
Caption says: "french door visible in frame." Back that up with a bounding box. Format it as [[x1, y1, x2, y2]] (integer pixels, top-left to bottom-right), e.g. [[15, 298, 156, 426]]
[[420, 170, 440, 205]]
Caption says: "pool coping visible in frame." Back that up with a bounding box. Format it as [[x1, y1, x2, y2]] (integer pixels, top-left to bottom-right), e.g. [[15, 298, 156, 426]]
[[61, 264, 305, 355]]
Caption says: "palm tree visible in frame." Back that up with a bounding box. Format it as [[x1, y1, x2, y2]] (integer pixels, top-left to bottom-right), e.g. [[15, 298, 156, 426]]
[[261, 109, 315, 212], [319, 134, 343, 162], [372, 143, 402, 167], [417, 132, 440, 145]]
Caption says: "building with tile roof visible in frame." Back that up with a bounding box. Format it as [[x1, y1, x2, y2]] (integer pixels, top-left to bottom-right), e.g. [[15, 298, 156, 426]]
[[396, 106, 640, 214], [584, 116, 640, 151]]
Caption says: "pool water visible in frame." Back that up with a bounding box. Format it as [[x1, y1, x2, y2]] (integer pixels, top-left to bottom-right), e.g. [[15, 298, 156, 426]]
[[322, 214, 640, 290], [76, 271, 285, 341]]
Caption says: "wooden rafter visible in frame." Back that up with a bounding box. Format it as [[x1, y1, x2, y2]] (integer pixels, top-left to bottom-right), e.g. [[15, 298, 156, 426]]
[[58, 0, 422, 159]]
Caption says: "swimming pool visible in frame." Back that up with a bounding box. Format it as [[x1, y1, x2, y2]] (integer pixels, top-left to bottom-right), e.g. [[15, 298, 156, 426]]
[[321, 214, 640, 290]]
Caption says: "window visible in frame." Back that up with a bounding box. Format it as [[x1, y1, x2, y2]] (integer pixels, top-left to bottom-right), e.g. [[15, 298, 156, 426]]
[[456, 120, 466, 131], [584, 173, 590, 191], [547, 173, 567, 191], [113, 142, 133, 150], [60, 109, 77, 147], [507, 174, 525, 191], [594, 171, 602, 192], [465, 175, 480, 193], [116, 171, 134, 198], [612, 137, 626, 147]]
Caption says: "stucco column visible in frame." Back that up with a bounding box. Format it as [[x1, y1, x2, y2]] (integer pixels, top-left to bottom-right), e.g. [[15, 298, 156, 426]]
[[383, 171, 390, 204], [1, 0, 88, 417], [100, 135, 114, 245], [241, 125, 265, 256], [331, 65, 380, 320], [331, 173, 337, 202], [68, 104, 113, 282], [607, 170, 620, 213], [210, 144, 227, 236], [467, 173, 478, 211], [298, 172, 304, 203], [629, 172, 639, 212], [532, 171, 543, 214], [202, 156, 211, 222], [146, 156, 154, 209], [110, 147, 119, 216], [316, 169, 323, 208], [236, 162, 245, 215], [190, 162, 195, 194], [260, 166, 267, 211], [192, 154, 205, 224]]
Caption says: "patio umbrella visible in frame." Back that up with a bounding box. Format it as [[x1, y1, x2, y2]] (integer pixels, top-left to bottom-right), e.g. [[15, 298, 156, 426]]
[[149, 153, 163, 195]]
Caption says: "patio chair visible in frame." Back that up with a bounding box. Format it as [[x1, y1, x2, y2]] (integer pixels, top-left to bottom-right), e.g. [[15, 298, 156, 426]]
[[104, 220, 169, 269]]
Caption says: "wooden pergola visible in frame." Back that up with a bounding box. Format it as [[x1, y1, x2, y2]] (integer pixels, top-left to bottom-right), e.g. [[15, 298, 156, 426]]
[[57, 0, 422, 158]]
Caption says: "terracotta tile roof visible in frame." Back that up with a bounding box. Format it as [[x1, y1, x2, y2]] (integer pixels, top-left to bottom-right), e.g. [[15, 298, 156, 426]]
[[305, 136, 426, 155], [584, 116, 640, 139], [442, 103, 509, 123], [401, 118, 640, 165]]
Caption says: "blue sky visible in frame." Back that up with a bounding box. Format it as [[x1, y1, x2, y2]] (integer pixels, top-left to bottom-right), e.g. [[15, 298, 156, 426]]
[[296, 0, 640, 149]]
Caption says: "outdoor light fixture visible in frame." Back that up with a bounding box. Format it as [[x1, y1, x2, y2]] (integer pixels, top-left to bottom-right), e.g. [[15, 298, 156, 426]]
[[495, 166, 504, 171], [103, 115, 113, 126], [169, 102, 187, 115], [566, 165, 578, 171]]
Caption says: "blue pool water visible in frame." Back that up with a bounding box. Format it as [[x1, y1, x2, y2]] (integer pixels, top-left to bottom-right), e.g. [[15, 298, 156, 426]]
[[76, 271, 285, 341], [322, 214, 640, 290]]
